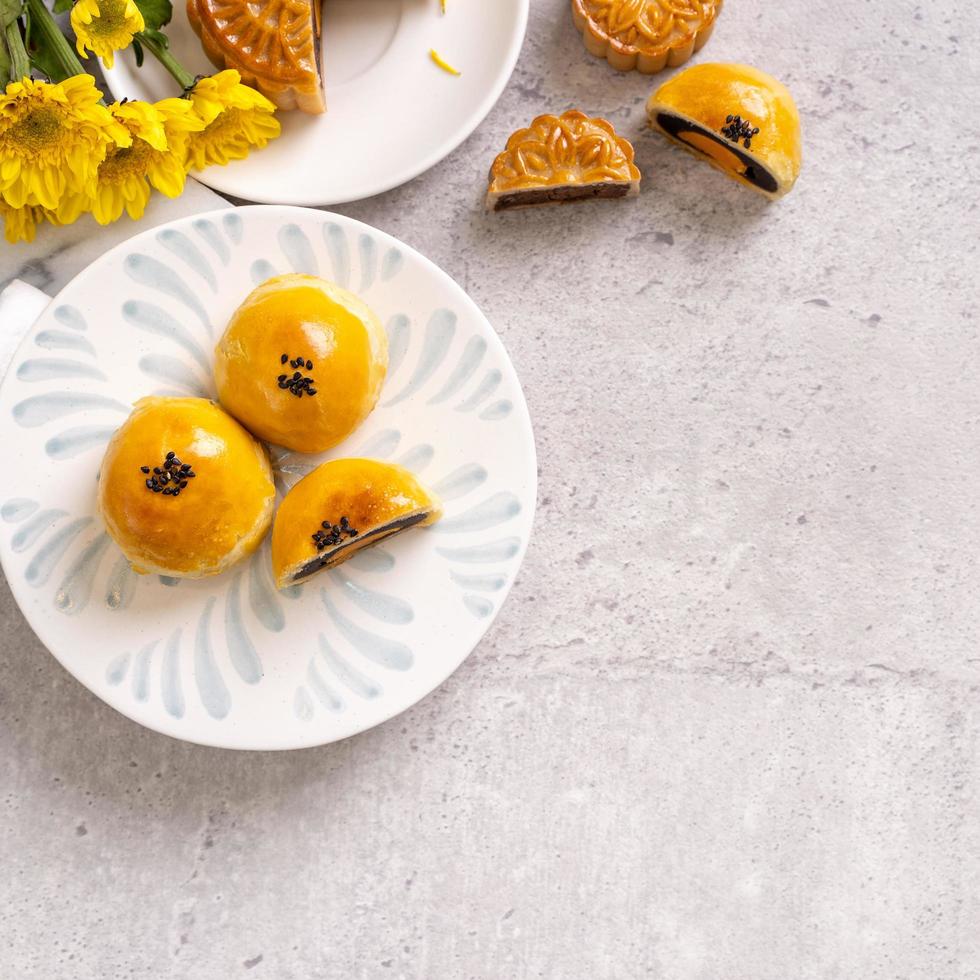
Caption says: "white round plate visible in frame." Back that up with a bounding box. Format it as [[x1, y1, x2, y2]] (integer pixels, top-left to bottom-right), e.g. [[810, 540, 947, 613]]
[[101, 1, 528, 205], [0, 206, 536, 749]]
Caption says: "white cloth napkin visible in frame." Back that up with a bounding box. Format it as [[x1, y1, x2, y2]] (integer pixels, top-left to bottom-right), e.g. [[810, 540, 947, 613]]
[[0, 279, 50, 378]]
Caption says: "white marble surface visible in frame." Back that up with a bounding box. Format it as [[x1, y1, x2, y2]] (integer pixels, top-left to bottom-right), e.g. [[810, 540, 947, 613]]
[[0, 177, 228, 295], [2, 0, 980, 977]]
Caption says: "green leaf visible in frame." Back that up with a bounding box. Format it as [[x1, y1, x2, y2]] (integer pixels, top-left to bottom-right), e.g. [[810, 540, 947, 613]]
[[20, 0, 84, 80], [52, 0, 72, 13], [25, 34, 63, 79], [0, 0, 23, 28], [134, 0, 171, 32], [131, 35, 142, 67], [24, 6, 64, 79]]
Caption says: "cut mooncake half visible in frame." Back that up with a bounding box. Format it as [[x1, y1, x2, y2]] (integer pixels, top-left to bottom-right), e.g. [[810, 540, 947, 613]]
[[187, 0, 325, 113], [572, 0, 723, 74], [487, 110, 640, 211], [647, 63, 802, 199], [271, 458, 443, 588]]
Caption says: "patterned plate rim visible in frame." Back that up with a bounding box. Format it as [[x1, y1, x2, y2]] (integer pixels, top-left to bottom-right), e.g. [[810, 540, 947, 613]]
[[0, 205, 537, 749]]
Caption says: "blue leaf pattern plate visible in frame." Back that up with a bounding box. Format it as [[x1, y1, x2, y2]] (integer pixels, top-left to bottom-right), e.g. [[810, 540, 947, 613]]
[[0, 206, 537, 750]]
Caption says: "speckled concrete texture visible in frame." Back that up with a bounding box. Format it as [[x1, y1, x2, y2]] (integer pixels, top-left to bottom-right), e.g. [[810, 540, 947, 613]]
[[2, 1, 980, 977]]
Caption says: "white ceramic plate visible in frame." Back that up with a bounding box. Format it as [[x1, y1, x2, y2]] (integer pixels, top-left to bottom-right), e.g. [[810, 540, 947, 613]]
[[101, 0, 528, 205], [0, 206, 536, 749]]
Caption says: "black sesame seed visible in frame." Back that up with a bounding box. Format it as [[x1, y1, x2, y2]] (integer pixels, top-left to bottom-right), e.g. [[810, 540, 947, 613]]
[[141, 450, 196, 498]]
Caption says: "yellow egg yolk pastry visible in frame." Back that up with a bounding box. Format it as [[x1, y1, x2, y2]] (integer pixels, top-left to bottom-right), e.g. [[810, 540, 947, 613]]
[[487, 110, 640, 211], [271, 458, 442, 588], [98, 397, 275, 579], [187, 0, 325, 113], [214, 274, 388, 454], [572, 0, 722, 74], [647, 63, 802, 199]]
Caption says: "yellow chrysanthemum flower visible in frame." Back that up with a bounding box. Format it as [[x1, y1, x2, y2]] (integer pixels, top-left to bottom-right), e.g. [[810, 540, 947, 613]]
[[89, 99, 204, 224], [1, 200, 46, 244], [185, 70, 280, 170], [0, 198, 72, 243], [0, 75, 130, 216], [148, 97, 206, 192], [71, 0, 145, 69]]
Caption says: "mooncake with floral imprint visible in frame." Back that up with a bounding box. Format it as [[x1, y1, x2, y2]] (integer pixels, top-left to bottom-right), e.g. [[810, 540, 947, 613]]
[[487, 110, 640, 211], [572, 0, 722, 74], [187, 0, 325, 113]]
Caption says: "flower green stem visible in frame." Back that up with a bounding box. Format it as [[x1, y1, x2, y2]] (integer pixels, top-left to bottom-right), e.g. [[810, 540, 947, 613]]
[[3, 20, 32, 84], [137, 31, 195, 91], [23, 0, 85, 82]]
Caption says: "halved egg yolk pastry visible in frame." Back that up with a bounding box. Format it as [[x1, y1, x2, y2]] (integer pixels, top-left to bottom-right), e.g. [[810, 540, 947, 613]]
[[214, 274, 388, 454], [271, 458, 442, 589], [487, 110, 640, 211], [98, 397, 275, 579], [646, 63, 802, 199]]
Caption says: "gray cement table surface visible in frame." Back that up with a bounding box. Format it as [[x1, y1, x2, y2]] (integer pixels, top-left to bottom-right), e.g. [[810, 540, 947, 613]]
[[3, 0, 980, 977]]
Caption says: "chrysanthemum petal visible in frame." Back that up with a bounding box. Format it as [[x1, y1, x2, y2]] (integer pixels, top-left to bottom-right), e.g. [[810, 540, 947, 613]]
[[71, 0, 144, 67], [185, 73, 281, 171], [0, 76, 123, 213]]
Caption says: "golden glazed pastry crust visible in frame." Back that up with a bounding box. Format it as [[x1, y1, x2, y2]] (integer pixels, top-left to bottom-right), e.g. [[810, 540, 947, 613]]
[[187, 0, 324, 113], [214, 274, 388, 454], [97, 397, 275, 579], [646, 63, 802, 199], [487, 110, 640, 211], [272, 458, 443, 588], [572, 0, 722, 73]]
